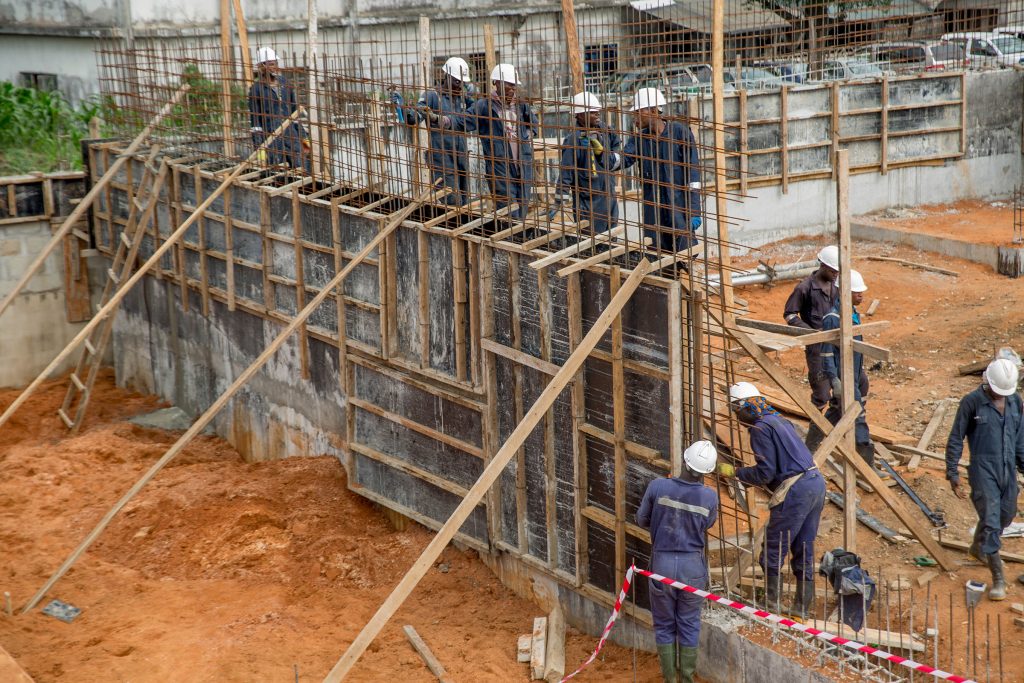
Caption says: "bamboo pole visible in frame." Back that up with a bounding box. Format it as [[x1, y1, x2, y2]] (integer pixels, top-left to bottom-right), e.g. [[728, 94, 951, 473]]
[[0, 85, 190, 321], [0, 109, 302, 433], [21, 183, 436, 615], [322, 259, 654, 682]]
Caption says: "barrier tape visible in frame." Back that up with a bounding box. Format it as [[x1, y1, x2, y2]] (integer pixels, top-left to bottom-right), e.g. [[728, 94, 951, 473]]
[[561, 563, 976, 683]]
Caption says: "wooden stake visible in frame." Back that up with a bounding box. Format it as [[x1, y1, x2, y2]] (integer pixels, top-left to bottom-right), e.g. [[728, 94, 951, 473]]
[[402, 625, 453, 683], [20, 182, 435, 614], [0, 85, 190, 321], [483, 25, 497, 96], [231, 0, 251, 88], [219, 0, 235, 158], [531, 616, 548, 680], [910, 399, 949, 471], [543, 606, 566, 683], [560, 0, 583, 93], [836, 149, 856, 553], [322, 260, 653, 681]]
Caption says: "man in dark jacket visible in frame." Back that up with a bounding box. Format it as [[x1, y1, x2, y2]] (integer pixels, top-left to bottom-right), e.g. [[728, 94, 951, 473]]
[[718, 382, 826, 618], [556, 92, 621, 236], [783, 245, 839, 451], [620, 87, 702, 254], [637, 440, 718, 683], [946, 358, 1024, 601], [391, 57, 474, 205], [247, 47, 309, 171]]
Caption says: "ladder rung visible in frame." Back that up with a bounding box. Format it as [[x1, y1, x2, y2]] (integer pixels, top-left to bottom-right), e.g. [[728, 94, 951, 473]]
[[84, 339, 97, 355], [120, 231, 133, 248], [70, 373, 86, 391], [107, 268, 120, 285], [57, 408, 74, 428]]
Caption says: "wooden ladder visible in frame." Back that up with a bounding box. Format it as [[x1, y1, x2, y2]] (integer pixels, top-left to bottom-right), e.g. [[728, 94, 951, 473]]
[[58, 149, 168, 433]]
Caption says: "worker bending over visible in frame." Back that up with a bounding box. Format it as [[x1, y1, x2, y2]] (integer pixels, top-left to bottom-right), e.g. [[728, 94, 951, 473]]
[[248, 47, 310, 171], [820, 269, 876, 467], [719, 382, 825, 617], [555, 92, 621, 235], [637, 440, 719, 683], [391, 57, 474, 205], [783, 245, 839, 451], [946, 358, 1024, 601]]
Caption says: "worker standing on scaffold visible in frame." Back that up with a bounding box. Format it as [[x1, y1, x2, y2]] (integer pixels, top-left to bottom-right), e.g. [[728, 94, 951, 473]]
[[554, 92, 621, 236], [247, 47, 311, 172], [636, 440, 719, 683]]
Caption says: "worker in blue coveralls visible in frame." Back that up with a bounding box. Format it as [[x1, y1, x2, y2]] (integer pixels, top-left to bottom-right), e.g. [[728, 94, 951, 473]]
[[820, 269, 876, 468], [718, 382, 826, 619], [620, 87, 702, 255], [946, 357, 1024, 601], [390, 57, 474, 205], [554, 92, 621, 236], [470, 63, 537, 219], [636, 440, 718, 683], [248, 47, 310, 172]]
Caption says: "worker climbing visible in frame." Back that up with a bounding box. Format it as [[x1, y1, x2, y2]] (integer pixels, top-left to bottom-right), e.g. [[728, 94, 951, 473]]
[[636, 440, 719, 683], [248, 47, 311, 172], [555, 92, 621, 236]]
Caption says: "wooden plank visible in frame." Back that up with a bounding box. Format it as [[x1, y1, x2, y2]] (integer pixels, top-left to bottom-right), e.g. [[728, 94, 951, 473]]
[[865, 255, 958, 277], [219, 0, 235, 158], [483, 25, 497, 96], [880, 74, 888, 175], [510, 252, 527, 553], [739, 89, 749, 195], [710, 0, 735, 315], [403, 625, 454, 683], [418, 229, 430, 368], [780, 85, 789, 194], [292, 187, 309, 379], [453, 238, 468, 381], [231, 0, 251, 88], [529, 226, 625, 270], [479, 243, 502, 544], [543, 605, 566, 683], [910, 399, 949, 471], [736, 317, 888, 339], [567, 271, 587, 584], [539, 266, 558, 569], [323, 260, 654, 681], [611, 266, 627, 587], [808, 620, 924, 652], [560, 0, 583, 92], [866, 298, 880, 316], [517, 634, 532, 663], [530, 616, 547, 680], [939, 538, 1024, 563], [62, 232, 92, 322], [836, 149, 856, 553]]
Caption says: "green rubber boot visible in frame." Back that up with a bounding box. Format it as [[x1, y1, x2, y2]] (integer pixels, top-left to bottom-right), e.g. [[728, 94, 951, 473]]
[[678, 646, 699, 683], [657, 643, 678, 683]]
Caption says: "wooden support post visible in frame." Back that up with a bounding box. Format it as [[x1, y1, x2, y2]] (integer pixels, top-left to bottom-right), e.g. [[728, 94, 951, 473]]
[[830, 82, 839, 180], [836, 149, 856, 553], [780, 86, 790, 194], [418, 229, 430, 368], [483, 25, 497, 96], [416, 16, 431, 192], [543, 606, 566, 683], [610, 266, 627, 589], [538, 267, 558, 568], [402, 625, 453, 683], [307, 0, 323, 181], [880, 74, 889, 175], [219, 0, 236, 158], [689, 290, 705, 440], [710, 0, 734, 315], [293, 187, 309, 379], [738, 89, 748, 195], [231, 0, 251, 88], [0, 85, 189, 321], [20, 183, 437, 615], [560, 0, 583, 93], [322, 259, 654, 681]]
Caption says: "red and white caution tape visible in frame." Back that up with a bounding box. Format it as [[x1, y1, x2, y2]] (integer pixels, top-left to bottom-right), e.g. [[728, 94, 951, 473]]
[[562, 563, 976, 683]]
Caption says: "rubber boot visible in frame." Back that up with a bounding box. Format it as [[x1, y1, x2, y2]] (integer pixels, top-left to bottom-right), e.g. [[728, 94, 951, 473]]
[[1017, 573, 1024, 586], [787, 579, 816, 619], [678, 646, 699, 683], [856, 441, 875, 469], [968, 525, 985, 562], [764, 574, 782, 613], [657, 643, 678, 683], [987, 553, 1007, 601], [805, 423, 825, 452]]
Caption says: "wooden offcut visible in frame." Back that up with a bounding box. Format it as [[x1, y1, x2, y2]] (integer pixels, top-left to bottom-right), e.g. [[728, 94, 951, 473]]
[[543, 606, 566, 683], [530, 615, 548, 680], [403, 625, 453, 683]]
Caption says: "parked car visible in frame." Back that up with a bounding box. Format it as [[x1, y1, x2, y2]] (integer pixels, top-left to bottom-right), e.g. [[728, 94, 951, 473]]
[[853, 41, 967, 73], [724, 67, 786, 91], [607, 64, 721, 100], [753, 60, 810, 84], [808, 57, 885, 82], [941, 32, 1024, 67], [995, 25, 1024, 41]]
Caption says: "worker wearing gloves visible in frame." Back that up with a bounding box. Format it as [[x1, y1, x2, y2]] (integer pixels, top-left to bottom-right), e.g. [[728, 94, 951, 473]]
[[248, 47, 311, 172], [555, 92, 621, 236], [470, 64, 538, 219], [946, 358, 1024, 601], [820, 269, 876, 467], [620, 88, 703, 254], [719, 382, 826, 618], [636, 440, 719, 683], [783, 245, 840, 451], [390, 57, 474, 205]]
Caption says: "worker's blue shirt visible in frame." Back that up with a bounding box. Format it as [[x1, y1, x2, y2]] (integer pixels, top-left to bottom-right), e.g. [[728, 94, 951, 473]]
[[469, 95, 537, 182], [945, 386, 1024, 482], [820, 303, 864, 398], [621, 121, 702, 230], [736, 413, 816, 491], [248, 76, 306, 150], [557, 126, 621, 234], [636, 477, 718, 553], [401, 88, 473, 156]]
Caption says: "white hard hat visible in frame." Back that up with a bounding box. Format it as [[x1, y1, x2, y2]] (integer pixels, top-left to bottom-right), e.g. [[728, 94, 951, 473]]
[[817, 245, 839, 271], [490, 63, 520, 85], [984, 358, 1019, 397], [442, 57, 471, 82], [631, 87, 666, 112], [729, 381, 761, 403], [850, 269, 867, 293], [571, 91, 602, 114], [683, 440, 718, 474], [256, 47, 279, 64]]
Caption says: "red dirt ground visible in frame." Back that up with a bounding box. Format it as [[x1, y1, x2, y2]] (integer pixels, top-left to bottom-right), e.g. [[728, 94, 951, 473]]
[[857, 198, 1019, 246]]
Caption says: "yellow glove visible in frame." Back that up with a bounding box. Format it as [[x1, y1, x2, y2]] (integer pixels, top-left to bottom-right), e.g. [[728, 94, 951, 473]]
[[257, 148, 268, 164], [302, 137, 312, 152], [589, 137, 605, 155], [717, 463, 735, 478]]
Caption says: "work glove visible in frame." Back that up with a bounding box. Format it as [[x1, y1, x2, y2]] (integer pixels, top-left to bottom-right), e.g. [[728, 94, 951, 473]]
[[690, 216, 702, 231], [717, 463, 735, 478], [257, 148, 268, 164], [390, 91, 404, 106], [950, 477, 967, 500], [589, 137, 605, 155], [301, 137, 311, 153], [420, 107, 441, 125], [830, 377, 842, 398]]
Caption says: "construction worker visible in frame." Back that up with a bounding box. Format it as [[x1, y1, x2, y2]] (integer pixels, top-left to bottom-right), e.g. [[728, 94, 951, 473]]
[[390, 57, 474, 205], [783, 245, 840, 451], [946, 358, 1024, 601], [636, 440, 718, 683], [470, 63, 537, 219], [719, 382, 825, 618], [555, 92, 621, 235], [820, 269, 876, 467], [620, 87, 702, 254], [248, 47, 310, 171]]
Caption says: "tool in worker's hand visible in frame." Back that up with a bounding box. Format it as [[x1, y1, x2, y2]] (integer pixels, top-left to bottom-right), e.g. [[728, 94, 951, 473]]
[[877, 459, 946, 527]]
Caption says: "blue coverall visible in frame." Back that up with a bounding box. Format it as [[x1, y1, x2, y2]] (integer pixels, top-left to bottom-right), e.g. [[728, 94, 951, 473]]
[[946, 386, 1024, 555], [820, 303, 872, 450], [470, 94, 538, 219], [621, 121, 702, 252], [636, 477, 718, 647], [557, 126, 621, 235], [735, 413, 826, 581], [398, 89, 473, 205], [248, 76, 309, 171]]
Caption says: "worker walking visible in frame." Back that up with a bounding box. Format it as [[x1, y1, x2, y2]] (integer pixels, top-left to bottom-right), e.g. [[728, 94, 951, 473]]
[[391, 57, 474, 205], [820, 269, 876, 467], [719, 382, 826, 617], [783, 245, 840, 451], [946, 358, 1024, 601], [248, 47, 310, 171], [470, 64, 537, 219], [636, 440, 719, 683], [555, 92, 621, 236], [620, 88, 702, 254]]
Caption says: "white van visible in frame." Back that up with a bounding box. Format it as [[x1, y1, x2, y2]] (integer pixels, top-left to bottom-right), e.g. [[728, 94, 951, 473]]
[[941, 32, 1024, 67]]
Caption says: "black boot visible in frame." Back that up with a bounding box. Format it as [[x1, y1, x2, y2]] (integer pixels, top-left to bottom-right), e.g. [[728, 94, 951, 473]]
[[856, 442, 875, 469], [787, 579, 816, 619], [988, 553, 1007, 601], [969, 526, 985, 561], [805, 423, 825, 453], [764, 574, 782, 613]]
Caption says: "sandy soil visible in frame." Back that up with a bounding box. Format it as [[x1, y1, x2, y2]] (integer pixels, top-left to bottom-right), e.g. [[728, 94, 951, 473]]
[[0, 372, 662, 682], [857, 198, 1019, 246]]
